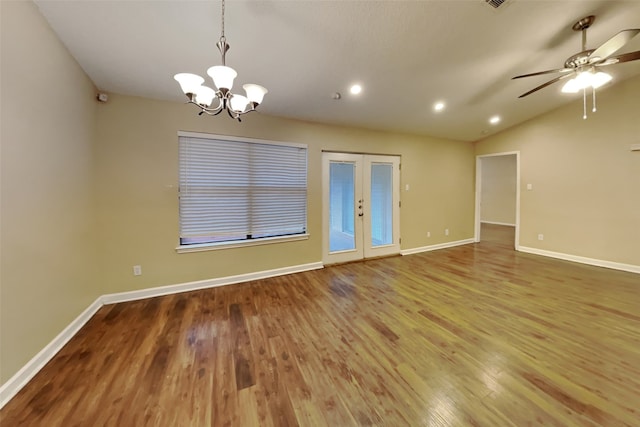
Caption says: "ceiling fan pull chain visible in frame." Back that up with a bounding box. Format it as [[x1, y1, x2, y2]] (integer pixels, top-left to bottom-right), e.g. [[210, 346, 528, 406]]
[[583, 87, 587, 120], [592, 87, 597, 113]]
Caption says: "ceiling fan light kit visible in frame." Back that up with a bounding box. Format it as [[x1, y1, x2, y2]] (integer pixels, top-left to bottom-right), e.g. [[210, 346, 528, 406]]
[[560, 71, 612, 93], [174, 0, 267, 121], [513, 15, 640, 119]]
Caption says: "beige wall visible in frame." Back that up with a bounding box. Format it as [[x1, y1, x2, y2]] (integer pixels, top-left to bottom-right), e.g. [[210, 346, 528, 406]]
[[95, 94, 476, 293], [1, 1, 99, 382], [476, 74, 640, 266], [480, 154, 517, 225]]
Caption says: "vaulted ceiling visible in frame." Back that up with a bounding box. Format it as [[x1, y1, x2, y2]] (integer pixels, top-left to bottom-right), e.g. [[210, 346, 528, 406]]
[[34, 0, 640, 142]]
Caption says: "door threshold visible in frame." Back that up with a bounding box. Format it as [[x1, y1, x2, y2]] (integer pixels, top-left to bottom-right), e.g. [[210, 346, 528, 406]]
[[324, 253, 401, 267]]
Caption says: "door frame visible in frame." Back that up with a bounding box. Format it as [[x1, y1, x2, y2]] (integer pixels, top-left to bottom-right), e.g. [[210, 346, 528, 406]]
[[322, 152, 401, 264], [474, 151, 520, 249], [363, 155, 401, 259], [322, 152, 364, 264]]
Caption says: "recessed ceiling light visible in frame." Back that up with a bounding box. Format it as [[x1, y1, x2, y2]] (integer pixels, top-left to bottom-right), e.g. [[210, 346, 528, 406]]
[[350, 84, 362, 95], [489, 115, 501, 125], [434, 101, 445, 112]]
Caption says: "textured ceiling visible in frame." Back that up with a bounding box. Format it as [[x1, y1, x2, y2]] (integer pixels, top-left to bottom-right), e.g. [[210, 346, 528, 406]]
[[34, 0, 640, 142]]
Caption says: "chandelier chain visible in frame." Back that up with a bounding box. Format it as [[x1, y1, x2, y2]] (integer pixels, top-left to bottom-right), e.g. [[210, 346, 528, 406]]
[[221, 0, 225, 40]]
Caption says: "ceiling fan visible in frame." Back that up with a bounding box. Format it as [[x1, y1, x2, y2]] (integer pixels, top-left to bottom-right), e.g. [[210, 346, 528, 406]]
[[513, 15, 640, 99]]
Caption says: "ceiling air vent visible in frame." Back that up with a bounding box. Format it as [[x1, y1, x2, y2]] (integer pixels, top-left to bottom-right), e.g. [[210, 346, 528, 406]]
[[485, 0, 507, 8]]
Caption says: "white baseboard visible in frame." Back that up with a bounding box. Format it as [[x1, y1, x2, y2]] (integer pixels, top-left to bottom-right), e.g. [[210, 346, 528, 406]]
[[0, 261, 324, 409], [481, 221, 516, 227], [518, 246, 640, 274], [0, 297, 103, 409], [101, 262, 324, 305], [400, 238, 475, 256]]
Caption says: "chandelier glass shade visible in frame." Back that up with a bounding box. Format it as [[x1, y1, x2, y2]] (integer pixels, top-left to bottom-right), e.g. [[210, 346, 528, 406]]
[[174, 0, 267, 121]]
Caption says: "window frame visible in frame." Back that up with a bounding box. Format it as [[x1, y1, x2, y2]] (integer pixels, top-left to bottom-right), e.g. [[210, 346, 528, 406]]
[[176, 131, 309, 253]]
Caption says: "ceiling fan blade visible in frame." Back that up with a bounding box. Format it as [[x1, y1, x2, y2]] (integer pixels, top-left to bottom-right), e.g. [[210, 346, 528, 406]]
[[589, 29, 640, 62], [512, 68, 573, 79], [518, 73, 574, 98], [595, 50, 640, 66]]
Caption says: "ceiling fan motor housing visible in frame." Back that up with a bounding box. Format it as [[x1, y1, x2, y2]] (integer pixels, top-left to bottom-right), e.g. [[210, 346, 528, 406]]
[[565, 49, 595, 68]]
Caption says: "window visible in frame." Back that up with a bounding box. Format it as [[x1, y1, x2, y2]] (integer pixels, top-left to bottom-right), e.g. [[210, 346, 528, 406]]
[[178, 132, 308, 249]]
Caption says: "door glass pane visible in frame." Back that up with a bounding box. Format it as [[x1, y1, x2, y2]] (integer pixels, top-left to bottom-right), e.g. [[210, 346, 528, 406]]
[[370, 163, 393, 246], [329, 162, 355, 252]]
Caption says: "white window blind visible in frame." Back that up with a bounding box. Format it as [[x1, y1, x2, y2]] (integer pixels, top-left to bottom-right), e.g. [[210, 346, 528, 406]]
[[179, 133, 307, 246]]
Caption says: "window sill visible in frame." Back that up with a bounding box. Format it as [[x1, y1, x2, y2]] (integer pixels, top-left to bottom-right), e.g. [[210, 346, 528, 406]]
[[176, 233, 310, 253]]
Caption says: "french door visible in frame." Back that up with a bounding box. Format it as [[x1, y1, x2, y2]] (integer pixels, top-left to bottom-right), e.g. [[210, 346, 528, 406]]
[[322, 152, 401, 264]]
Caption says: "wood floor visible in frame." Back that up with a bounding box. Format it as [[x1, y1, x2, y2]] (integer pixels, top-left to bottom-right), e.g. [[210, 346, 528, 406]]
[[2, 225, 639, 426], [478, 222, 515, 246]]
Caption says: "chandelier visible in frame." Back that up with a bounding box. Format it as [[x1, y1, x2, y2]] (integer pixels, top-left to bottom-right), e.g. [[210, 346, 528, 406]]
[[174, 0, 267, 121]]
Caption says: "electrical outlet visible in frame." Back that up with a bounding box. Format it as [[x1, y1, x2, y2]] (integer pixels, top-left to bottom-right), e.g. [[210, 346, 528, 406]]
[[537, 234, 544, 241], [445, 228, 449, 236], [133, 265, 142, 276], [427, 231, 431, 238]]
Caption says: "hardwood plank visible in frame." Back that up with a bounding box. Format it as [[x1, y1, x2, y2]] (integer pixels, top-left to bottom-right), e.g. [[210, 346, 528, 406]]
[[2, 227, 639, 426], [230, 303, 255, 391]]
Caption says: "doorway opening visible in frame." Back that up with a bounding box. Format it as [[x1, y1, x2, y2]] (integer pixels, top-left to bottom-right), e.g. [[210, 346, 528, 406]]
[[475, 152, 520, 249]]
